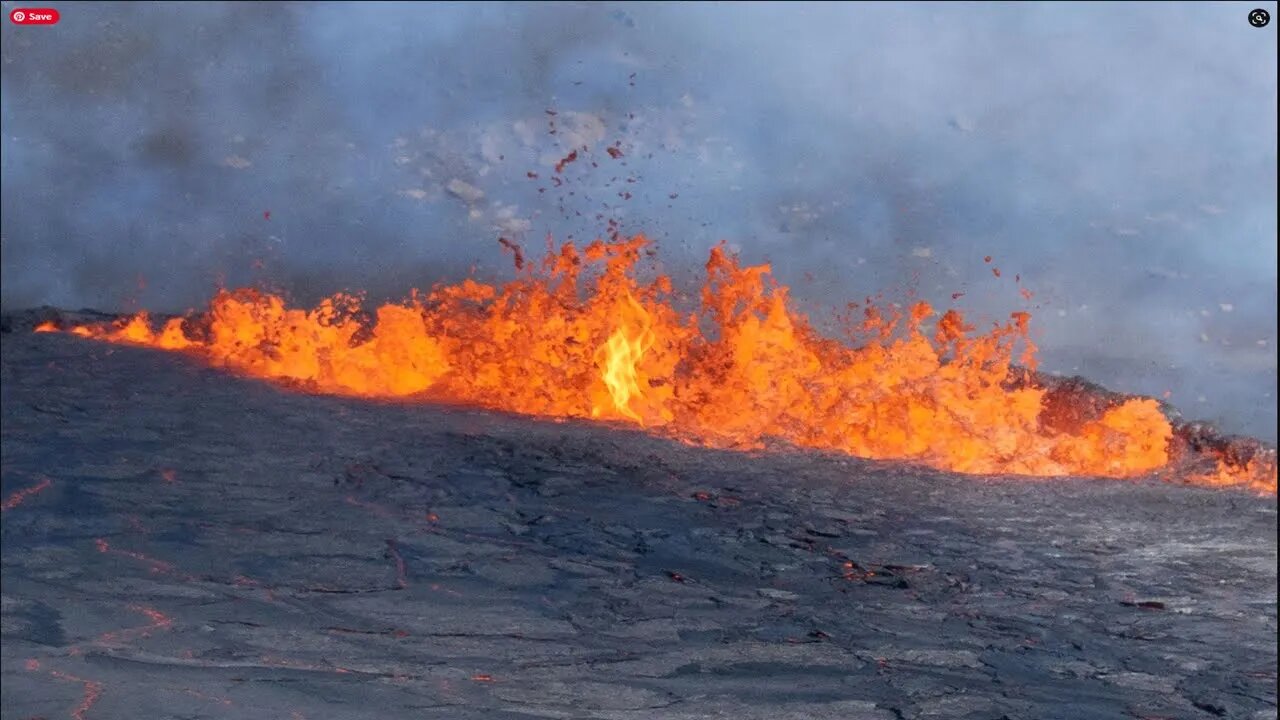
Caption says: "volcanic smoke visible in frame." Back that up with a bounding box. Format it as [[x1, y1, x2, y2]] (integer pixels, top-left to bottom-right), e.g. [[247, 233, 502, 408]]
[[35, 235, 1275, 493]]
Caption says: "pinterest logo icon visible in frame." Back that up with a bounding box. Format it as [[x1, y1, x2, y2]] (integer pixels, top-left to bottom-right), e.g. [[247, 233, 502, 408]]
[[11, 11, 25, 22]]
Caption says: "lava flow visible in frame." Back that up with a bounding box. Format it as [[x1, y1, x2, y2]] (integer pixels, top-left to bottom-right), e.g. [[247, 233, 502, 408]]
[[35, 235, 1275, 491]]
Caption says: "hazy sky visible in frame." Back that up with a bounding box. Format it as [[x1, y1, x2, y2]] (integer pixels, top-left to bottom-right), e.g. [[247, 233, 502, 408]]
[[2, 1, 1276, 439]]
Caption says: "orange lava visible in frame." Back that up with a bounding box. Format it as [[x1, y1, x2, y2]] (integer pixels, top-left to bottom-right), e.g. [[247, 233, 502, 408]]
[[1193, 455, 1278, 495], [42, 234, 1255, 484]]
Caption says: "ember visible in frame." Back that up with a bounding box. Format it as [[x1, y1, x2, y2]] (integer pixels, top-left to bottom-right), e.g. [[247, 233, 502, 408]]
[[37, 235, 1276, 489]]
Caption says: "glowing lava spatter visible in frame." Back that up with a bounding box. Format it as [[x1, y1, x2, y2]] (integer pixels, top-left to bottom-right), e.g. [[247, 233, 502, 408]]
[[37, 235, 1274, 488]]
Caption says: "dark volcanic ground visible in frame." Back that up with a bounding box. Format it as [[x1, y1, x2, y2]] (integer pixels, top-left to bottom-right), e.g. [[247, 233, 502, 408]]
[[1, 330, 1276, 720]]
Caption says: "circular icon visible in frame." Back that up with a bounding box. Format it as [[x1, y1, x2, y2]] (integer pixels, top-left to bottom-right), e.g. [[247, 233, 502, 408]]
[[11, 10, 25, 22], [1250, 8, 1270, 27]]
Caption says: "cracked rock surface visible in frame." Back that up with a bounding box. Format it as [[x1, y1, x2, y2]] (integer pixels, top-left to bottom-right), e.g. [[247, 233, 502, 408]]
[[2, 332, 1276, 719]]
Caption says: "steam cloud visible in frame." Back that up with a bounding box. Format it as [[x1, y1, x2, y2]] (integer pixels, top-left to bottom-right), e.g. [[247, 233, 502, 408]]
[[2, 2, 1275, 440]]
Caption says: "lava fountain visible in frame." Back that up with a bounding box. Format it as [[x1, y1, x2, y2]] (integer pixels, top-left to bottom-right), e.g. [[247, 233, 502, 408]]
[[35, 235, 1276, 492]]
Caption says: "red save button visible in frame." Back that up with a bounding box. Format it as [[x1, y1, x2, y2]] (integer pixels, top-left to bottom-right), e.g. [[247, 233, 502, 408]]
[[10, 8, 60, 25]]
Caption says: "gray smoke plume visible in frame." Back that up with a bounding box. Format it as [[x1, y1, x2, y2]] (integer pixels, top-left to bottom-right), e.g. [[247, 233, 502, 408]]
[[2, 2, 1275, 440]]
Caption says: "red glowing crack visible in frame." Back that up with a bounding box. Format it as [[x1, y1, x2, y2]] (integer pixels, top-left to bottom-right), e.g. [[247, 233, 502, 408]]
[[2, 477, 52, 512], [46, 670, 104, 720], [93, 538, 176, 575], [97, 605, 173, 645]]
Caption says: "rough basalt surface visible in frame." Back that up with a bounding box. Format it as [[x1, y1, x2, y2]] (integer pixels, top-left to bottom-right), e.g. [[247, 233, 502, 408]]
[[2, 326, 1276, 719]]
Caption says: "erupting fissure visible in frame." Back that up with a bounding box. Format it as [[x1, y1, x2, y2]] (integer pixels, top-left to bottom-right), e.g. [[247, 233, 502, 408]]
[[35, 235, 1274, 490]]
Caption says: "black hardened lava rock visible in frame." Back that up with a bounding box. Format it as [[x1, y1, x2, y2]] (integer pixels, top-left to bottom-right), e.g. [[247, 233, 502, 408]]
[[2, 324, 1276, 720]]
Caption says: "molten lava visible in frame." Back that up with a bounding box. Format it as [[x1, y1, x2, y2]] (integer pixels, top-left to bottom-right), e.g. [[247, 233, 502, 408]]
[[38, 235, 1276, 489]]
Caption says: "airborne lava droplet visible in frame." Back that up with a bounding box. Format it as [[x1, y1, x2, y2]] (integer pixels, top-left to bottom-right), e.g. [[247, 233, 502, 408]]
[[554, 150, 578, 174], [497, 237, 525, 271]]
